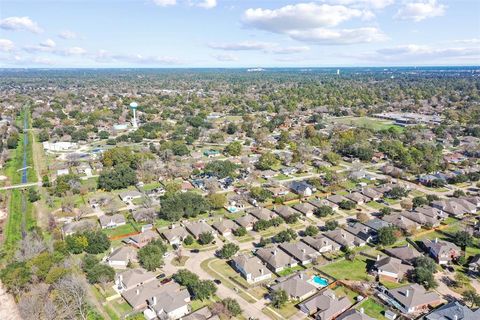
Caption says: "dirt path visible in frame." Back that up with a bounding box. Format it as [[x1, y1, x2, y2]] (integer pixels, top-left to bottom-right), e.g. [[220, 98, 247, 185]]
[[0, 282, 22, 320]]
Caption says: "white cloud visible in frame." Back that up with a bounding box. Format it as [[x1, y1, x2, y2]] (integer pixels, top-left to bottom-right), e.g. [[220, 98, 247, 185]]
[[0, 39, 15, 52], [395, 0, 446, 22], [213, 54, 238, 61], [271, 46, 310, 54], [58, 30, 78, 39], [243, 3, 371, 32], [196, 0, 217, 9], [0, 16, 42, 33], [327, 0, 395, 9], [242, 3, 384, 45], [64, 47, 87, 55], [40, 39, 56, 48], [208, 41, 275, 51], [286, 27, 387, 44], [94, 50, 183, 65], [152, 0, 177, 6]]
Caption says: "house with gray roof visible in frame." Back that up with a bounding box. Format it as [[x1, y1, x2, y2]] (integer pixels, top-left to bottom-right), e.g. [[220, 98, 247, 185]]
[[468, 254, 480, 275], [234, 214, 257, 231], [160, 226, 189, 246], [127, 229, 159, 248], [344, 222, 375, 243], [107, 246, 137, 268], [301, 235, 341, 253], [360, 187, 383, 201], [115, 268, 157, 292], [431, 199, 476, 218], [382, 213, 420, 233], [385, 245, 422, 265], [345, 192, 369, 205], [122, 280, 165, 310], [326, 194, 348, 205], [231, 254, 272, 284], [336, 309, 375, 320], [212, 219, 238, 236], [119, 190, 143, 202], [185, 221, 216, 239], [273, 205, 297, 220], [256, 245, 298, 273], [293, 202, 316, 217], [62, 219, 97, 236], [298, 288, 352, 319], [248, 207, 277, 221], [99, 213, 126, 229], [374, 256, 413, 282], [385, 283, 441, 314], [279, 241, 319, 265], [308, 198, 339, 211], [399, 210, 440, 228], [424, 301, 480, 320], [144, 282, 191, 320], [422, 238, 461, 265], [324, 228, 366, 249], [270, 272, 317, 301]]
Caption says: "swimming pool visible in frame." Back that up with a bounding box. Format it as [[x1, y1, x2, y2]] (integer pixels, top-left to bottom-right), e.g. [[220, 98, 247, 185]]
[[312, 275, 328, 287]]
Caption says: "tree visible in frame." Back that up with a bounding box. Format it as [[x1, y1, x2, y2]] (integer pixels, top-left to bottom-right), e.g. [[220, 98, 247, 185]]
[[412, 196, 428, 208], [250, 187, 272, 202], [191, 280, 217, 300], [462, 289, 480, 308], [98, 163, 137, 191], [413, 256, 438, 289], [304, 225, 319, 236], [324, 152, 341, 165], [83, 231, 110, 254], [225, 141, 242, 156], [198, 232, 214, 245], [28, 187, 41, 202], [98, 130, 109, 139], [0, 262, 32, 295], [271, 289, 288, 308], [208, 193, 227, 209], [356, 211, 369, 223], [452, 190, 466, 198], [173, 269, 199, 287], [65, 234, 88, 254], [204, 160, 238, 178], [160, 192, 210, 221], [38, 130, 50, 142], [386, 186, 409, 199], [217, 243, 239, 259], [183, 235, 194, 246], [233, 226, 247, 237], [138, 239, 167, 271], [339, 200, 356, 210], [325, 220, 338, 231], [377, 226, 397, 246], [452, 231, 473, 248], [256, 152, 279, 170], [273, 229, 297, 243], [314, 205, 333, 218], [221, 298, 242, 317], [53, 275, 89, 320], [86, 264, 115, 284]]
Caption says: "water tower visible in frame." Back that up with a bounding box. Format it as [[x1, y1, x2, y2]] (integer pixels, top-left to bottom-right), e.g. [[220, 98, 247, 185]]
[[129, 102, 138, 129]]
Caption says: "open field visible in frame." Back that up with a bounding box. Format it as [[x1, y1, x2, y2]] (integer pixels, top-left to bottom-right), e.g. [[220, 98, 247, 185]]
[[329, 116, 403, 132]]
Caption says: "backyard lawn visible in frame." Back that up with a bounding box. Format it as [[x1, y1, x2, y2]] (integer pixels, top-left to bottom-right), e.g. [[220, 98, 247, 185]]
[[319, 257, 373, 281], [356, 298, 387, 320]]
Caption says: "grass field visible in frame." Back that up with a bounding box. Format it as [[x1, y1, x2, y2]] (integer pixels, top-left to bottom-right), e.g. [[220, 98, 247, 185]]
[[319, 256, 373, 281], [356, 298, 387, 319], [330, 116, 403, 132]]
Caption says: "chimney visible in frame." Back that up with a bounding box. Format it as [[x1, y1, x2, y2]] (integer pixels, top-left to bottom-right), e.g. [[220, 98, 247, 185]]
[[435, 237, 438, 243], [299, 273, 304, 279], [111, 247, 114, 253], [136, 289, 140, 295], [360, 308, 364, 314], [301, 248, 306, 253], [153, 296, 157, 306], [454, 315, 458, 320], [407, 243, 410, 247], [405, 290, 409, 297], [377, 255, 381, 261], [342, 233, 346, 238], [273, 249, 277, 256], [119, 275, 123, 282], [260, 268, 264, 275]]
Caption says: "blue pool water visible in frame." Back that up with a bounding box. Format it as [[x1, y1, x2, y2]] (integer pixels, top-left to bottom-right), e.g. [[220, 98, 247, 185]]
[[312, 275, 328, 287], [227, 206, 238, 213]]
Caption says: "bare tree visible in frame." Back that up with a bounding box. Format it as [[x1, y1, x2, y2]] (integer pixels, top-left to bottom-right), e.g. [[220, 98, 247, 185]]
[[14, 231, 48, 262], [53, 275, 89, 320]]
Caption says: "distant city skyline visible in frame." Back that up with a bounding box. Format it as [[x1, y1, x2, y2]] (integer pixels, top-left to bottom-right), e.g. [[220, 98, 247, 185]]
[[0, 0, 479, 68]]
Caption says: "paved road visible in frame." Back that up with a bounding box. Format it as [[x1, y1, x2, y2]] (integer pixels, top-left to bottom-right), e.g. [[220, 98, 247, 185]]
[[0, 182, 41, 191]]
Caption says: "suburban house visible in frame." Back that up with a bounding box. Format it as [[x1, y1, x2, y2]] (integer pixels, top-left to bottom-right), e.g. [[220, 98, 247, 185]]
[[360, 187, 383, 201], [99, 213, 126, 229], [414, 206, 447, 223], [344, 222, 375, 243], [431, 199, 476, 218], [424, 301, 480, 320], [212, 219, 238, 236], [144, 282, 191, 320], [298, 288, 352, 319], [231, 254, 272, 284], [127, 230, 159, 248], [234, 214, 258, 231], [422, 238, 461, 265], [384, 284, 441, 314], [324, 229, 366, 249], [468, 254, 480, 275], [399, 210, 440, 228], [160, 226, 189, 246], [122, 280, 165, 310], [270, 272, 317, 301], [115, 268, 157, 292], [107, 246, 137, 268], [326, 194, 348, 206], [273, 205, 298, 220], [256, 246, 298, 273], [373, 256, 413, 282], [62, 219, 97, 236], [248, 207, 277, 221], [119, 190, 142, 202], [279, 242, 319, 265], [382, 213, 420, 234], [301, 235, 341, 253], [308, 198, 339, 211], [336, 309, 375, 320], [345, 192, 369, 205], [385, 245, 422, 265], [289, 181, 313, 197], [293, 202, 316, 217], [185, 221, 216, 239]]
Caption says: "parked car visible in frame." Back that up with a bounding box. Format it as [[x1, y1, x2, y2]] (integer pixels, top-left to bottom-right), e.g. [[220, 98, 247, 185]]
[[190, 249, 200, 253], [214, 279, 221, 285]]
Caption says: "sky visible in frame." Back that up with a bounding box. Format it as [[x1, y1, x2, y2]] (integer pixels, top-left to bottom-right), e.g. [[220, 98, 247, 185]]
[[0, 0, 479, 67]]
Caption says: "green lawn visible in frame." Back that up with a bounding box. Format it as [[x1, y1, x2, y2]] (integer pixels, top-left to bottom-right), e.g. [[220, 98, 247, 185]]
[[103, 222, 139, 238], [319, 257, 372, 281], [357, 298, 387, 320], [330, 116, 403, 132], [333, 285, 358, 303], [277, 265, 306, 277]]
